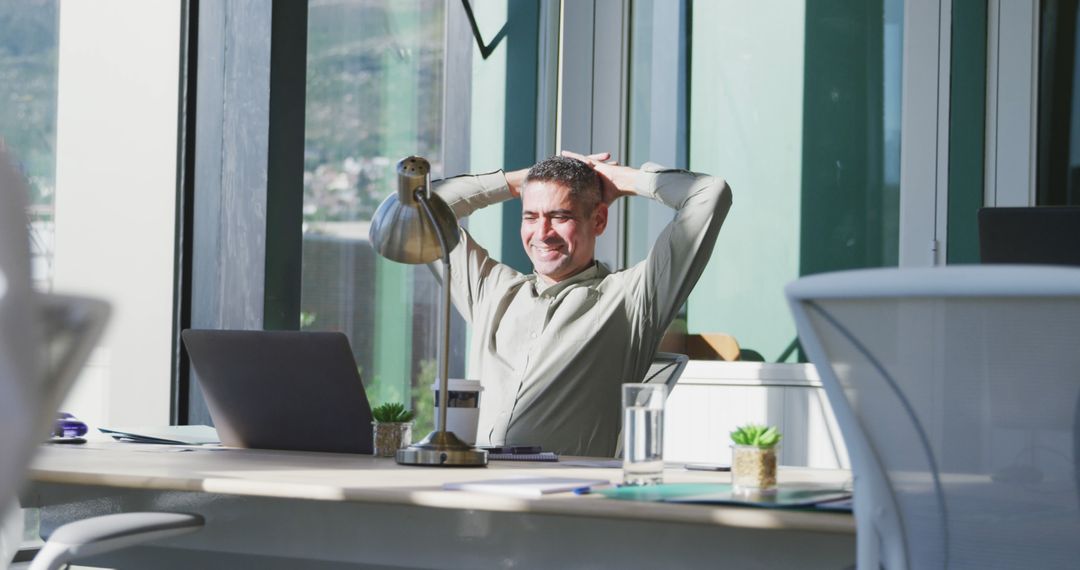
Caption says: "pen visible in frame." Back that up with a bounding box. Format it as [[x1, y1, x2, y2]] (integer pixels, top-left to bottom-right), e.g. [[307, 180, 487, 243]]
[[571, 482, 613, 495]]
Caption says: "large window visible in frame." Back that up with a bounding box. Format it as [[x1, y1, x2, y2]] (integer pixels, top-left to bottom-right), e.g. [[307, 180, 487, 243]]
[[0, 2, 59, 291], [302, 0, 448, 433], [627, 0, 904, 363], [300, 0, 544, 432], [0, 1, 181, 428]]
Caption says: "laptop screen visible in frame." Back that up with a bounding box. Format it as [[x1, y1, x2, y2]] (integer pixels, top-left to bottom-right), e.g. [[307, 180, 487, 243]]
[[181, 330, 374, 454]]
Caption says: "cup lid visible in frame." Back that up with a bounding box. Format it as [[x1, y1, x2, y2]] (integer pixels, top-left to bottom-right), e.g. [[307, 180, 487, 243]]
[[431, 378, 483, 391]]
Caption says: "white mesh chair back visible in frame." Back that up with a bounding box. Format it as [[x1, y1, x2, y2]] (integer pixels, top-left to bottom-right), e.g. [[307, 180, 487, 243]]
[[787, 266, 1080, 569], [643, 352, 688, 393], [0, 145, 43, 508], [0, 146, 108, 521]]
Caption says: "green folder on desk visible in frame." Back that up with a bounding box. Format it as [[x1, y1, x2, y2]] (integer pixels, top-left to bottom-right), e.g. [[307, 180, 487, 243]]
[[597, 483, 852, 510]]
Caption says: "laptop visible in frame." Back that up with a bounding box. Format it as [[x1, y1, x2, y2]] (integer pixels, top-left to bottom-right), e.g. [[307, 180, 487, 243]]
[[181, 329, 374, 454], [978, 207, 1080, 266]]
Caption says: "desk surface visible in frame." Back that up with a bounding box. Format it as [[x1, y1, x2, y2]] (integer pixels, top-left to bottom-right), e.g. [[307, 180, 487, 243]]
[[28, 442, 854, 535]]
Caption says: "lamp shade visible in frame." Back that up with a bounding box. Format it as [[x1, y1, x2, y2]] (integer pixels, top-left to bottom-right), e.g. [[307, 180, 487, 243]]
[[368, 157, 460, 264]]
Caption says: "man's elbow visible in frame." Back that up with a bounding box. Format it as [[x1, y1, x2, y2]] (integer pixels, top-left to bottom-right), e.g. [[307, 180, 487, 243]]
[[702, 176, 733, 216]]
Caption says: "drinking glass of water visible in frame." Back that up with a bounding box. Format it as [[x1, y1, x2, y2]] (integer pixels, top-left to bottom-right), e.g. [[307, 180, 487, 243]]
[[622, 383, 666, 486]]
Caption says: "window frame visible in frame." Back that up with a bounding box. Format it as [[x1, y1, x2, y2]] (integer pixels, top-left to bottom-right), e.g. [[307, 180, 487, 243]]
[[181, 0, 308, 425]]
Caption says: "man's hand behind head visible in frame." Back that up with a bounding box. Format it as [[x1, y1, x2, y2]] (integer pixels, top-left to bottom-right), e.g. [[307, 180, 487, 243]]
[[560, 150, 638, 205]]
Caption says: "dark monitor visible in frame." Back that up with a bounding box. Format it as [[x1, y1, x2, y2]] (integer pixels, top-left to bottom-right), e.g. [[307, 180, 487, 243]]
[[978, 207, 1080, 266]]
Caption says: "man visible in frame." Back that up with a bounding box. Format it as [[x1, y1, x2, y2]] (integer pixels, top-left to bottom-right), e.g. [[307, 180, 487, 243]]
[[432, 151, 731, 456]]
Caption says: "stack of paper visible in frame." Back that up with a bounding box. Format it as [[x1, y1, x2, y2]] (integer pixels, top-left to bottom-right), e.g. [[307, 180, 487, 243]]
[[443, 476, 610, 498]]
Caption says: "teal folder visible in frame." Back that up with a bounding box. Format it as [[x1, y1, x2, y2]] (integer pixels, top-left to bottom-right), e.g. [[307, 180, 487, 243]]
[[597, 483, 851, 510]]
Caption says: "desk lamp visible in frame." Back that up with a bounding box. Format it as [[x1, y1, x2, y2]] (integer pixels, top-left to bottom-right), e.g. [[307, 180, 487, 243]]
[[369, 156, 487, 466]]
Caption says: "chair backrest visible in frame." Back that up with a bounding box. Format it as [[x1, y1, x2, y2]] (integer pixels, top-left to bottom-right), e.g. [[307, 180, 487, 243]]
[[0, 144, 43, 509], [643, 352, 689, 394], [0, 147, 109, 514], [787, 266, 1080, 569]]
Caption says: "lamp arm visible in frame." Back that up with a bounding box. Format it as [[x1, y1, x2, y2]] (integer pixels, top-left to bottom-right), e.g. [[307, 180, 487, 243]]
[[414, 189, 453, 435]]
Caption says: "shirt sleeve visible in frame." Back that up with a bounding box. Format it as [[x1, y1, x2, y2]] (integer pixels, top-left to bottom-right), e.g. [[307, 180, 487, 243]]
[[628, 162, 733, 341], [427, 171, 524, 323], [432, 170, 515, 219]]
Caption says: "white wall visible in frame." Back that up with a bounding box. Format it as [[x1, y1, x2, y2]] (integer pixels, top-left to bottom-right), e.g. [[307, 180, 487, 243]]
[[53, 1, 181, 429]]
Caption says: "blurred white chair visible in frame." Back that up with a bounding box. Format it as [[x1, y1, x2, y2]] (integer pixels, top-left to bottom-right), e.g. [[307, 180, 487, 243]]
[[787, 266, 1080, 569], [0, 145, 202, 569]]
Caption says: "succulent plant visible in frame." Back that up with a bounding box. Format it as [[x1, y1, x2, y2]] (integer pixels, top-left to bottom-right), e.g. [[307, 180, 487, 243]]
[[730, 424, 782, 449], [372, 402, 414, 423]]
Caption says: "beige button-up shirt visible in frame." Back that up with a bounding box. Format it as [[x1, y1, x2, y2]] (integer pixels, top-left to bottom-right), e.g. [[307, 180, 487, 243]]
[[433, 164, 731, 456]]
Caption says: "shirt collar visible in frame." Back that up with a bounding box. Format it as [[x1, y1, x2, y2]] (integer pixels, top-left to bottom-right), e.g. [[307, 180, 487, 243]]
[[532, 261, 607, 296]]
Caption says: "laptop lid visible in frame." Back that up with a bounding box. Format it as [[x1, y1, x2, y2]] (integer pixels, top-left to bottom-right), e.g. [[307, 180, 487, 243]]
[[181, 329, 374, 454], [978, 207, 1080, 266]]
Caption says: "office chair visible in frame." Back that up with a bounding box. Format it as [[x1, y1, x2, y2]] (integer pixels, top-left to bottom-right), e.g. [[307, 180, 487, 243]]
[[614, 352, 689, 458], [787, 266, 1080, 569], [644, 352, 689, 393], [0, 147, 203, 569]]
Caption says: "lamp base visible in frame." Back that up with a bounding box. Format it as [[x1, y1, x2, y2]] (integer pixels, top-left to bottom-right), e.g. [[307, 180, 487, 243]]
[[395, 430, 488, 467]]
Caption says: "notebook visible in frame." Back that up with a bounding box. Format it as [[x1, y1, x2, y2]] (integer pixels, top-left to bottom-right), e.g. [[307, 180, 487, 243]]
[[598, 483, 852, 510], [181, 330, 374, 454]]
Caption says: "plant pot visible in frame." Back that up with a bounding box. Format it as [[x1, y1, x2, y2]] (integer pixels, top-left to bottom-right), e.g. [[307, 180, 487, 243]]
[[730, 444, 777, 491], [372, 422, 412, 457]]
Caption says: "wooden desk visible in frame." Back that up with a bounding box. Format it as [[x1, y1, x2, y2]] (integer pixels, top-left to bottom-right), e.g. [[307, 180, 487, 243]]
[[23, 442, 855, 569]]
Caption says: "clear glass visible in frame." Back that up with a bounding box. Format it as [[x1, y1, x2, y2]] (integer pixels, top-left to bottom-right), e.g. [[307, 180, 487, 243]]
[[730, 445, 778, 492], [622, 383, 667, 486], [302, 0, 448, 435]]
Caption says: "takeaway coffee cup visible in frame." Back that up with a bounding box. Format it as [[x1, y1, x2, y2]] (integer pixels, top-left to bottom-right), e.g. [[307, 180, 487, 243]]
[[432, 378, 483, 445]]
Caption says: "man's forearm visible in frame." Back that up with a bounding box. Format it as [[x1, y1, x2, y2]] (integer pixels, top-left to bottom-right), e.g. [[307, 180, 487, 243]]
[[634, 163, 727, 212], [432, 170, 515, 219]]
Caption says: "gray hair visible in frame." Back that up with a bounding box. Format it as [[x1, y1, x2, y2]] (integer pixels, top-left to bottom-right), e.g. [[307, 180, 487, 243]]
[[524, 156, 602, 213]]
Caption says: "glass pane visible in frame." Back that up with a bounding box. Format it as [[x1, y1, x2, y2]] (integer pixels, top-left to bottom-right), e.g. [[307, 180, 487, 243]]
[[626, 0, 685, 267], [0, 1, 180, 427], [0, 1, 59, 290], [303, 0, 448, 434], [1037, 0, 1080, 205], [674, 0, 902, 362]]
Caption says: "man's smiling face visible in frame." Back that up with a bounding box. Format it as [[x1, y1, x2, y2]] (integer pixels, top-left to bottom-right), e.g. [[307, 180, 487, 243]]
[[520, 180, 607, 284]]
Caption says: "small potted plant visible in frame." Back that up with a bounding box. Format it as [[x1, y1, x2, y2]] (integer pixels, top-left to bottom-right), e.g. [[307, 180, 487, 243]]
[[730, 424, 782, 492], [372, 403, 415, 457]]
